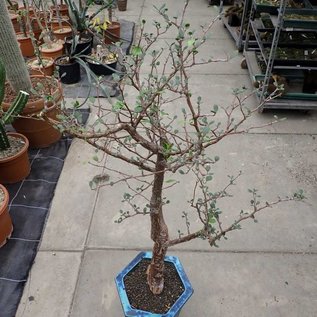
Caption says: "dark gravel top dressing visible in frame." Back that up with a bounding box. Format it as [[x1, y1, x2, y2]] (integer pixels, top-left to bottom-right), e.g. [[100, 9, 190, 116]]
[[0, 136, 25, 160], [124, 259, 185, 314]]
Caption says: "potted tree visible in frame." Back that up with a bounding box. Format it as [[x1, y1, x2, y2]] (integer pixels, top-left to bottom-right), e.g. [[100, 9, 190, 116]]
[[86, 44, 118, 76], [57, 1, 306, 315], [0, 58, 30, 184], [91, 0, 121, 44]]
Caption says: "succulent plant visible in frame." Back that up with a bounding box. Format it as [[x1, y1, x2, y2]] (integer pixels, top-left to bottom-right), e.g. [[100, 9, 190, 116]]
[[0, 59, 29, 151]]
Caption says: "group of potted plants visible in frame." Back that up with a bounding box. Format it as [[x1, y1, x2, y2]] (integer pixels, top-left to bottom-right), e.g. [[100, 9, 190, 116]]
[[6, 0, 123, 85], [0, 0, 307, 316]]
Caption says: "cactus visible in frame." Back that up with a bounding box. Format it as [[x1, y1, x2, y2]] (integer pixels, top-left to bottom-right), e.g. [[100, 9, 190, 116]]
[[0, 59, 29, 151], [0, 1, 32, 93]]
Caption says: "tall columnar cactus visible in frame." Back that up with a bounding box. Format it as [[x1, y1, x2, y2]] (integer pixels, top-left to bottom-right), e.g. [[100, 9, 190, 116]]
[[0, 1, 32, 93], [0, 59, 29, 151]]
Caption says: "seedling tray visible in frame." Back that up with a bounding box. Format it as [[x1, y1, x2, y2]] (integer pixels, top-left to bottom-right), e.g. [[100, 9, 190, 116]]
[[284, 8, 317, 29], [254, 0, 312, 15], [253, 74, 317, 100], [264, 48, 317, 66], [259, 30, 317, 47]]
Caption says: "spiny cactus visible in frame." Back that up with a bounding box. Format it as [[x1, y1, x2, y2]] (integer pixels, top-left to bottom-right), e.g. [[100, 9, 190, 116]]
[[0, 59, 29, 151], [0, 0, 32, 93]]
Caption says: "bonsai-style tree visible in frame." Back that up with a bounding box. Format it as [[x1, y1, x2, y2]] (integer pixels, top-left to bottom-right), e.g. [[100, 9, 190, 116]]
[[57, 0, 305, 295]]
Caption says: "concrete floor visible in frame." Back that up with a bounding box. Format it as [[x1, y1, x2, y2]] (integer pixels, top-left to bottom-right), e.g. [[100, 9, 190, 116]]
[[16, 0, 317, 316]]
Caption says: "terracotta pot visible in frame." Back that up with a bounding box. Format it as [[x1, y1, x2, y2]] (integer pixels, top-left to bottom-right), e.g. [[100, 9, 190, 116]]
[[39, 42, 64, 60], [18, 6, 35, 17], [27, 58, 54, 76], [117, 0, 127, 11], [16, 33, 34, 57], [10, 13, 20, 33], [50, 16, 71, 29], [0, 133, 30, 184], [53, 27, 73, 42], [0, 185, 13, 248], [104, 21, 121, 44], [50, 4, 69, 18], [2, 76, 63, 148], [12, 102, 62, 149]]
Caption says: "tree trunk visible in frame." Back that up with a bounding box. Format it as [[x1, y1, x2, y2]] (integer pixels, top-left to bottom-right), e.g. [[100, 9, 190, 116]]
[[146, 152, 169, 295]]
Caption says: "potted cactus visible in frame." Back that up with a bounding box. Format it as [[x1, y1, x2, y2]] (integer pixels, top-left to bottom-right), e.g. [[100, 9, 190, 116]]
[[0, 59, 30, 184]]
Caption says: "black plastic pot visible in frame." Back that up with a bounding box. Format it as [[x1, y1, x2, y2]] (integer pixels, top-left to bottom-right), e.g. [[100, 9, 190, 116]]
[[54, 56, 81, 84], [86, 58, 117, 76], [64, 34, 93, 56]]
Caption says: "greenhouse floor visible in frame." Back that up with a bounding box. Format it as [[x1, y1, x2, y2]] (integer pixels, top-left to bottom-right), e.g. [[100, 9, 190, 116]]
[[16, 0, 317, 316]]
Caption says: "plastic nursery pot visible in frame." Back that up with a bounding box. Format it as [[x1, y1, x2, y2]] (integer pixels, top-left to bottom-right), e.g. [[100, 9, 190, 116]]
[[27, 57, 54, 76], [39, 42, 64, 60], [54, 56, 81, 84], [0, 185, 13, 248], [117, 0, 128, 11], [115, 252, 194, 317], [104, 21, 121, 44], [16, 33, 34, 57], [86, 57, 117, 76], [64, 35, 93, 56], [0, 133, 30, 184], [53, 27, 73, 42]]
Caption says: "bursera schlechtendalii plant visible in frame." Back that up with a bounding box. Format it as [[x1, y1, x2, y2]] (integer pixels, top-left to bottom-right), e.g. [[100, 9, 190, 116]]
[[55, 0, 305, 299]]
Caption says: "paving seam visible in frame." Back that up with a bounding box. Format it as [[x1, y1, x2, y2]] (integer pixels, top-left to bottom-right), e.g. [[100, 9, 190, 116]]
[[38, 248, 317, 256]]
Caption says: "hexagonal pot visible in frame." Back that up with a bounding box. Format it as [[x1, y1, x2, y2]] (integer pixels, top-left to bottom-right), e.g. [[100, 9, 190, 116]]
[[115, 252, 194, 317]]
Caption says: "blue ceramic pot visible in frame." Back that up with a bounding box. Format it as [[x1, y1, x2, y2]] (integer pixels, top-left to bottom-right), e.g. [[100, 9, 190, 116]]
[[115, 252, 194, 317]]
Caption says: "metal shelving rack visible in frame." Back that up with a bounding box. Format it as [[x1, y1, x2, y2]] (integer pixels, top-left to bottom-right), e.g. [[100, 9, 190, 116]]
[[220, 0, 256, 50], [243, 0, 317, 111]]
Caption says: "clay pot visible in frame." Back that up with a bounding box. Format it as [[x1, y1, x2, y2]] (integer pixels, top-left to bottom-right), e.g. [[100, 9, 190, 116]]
[[53, 27, 73, 42], [104, 21, 121, 44], [12, 103, 62, 149], [0, 133, 30, 184], [50, 16, 71, 29], [0, 185, 13, 248], [10, 13, 20, 33], [2, 76, 63, 148], [39, 42, 64, 60], [27, 58, 54, 76], [16, 33, 34, 57], [50, 4, 69, 18], [117, 0, 127, 11]]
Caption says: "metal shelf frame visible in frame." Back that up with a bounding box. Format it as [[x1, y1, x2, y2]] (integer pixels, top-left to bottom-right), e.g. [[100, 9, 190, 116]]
[[243, 0, 317, 111]]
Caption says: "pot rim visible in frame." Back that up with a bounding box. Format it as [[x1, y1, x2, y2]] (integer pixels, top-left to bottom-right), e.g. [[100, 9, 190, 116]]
[[54, 55, 79, 66]]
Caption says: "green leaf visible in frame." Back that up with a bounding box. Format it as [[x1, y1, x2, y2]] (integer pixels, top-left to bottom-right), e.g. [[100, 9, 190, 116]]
[[206, 175, 213, 182], [187, 39, 195, 47], [166, 179, 176, 183], [131, 46, 143, 57], [134, 105, 143, 113]]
